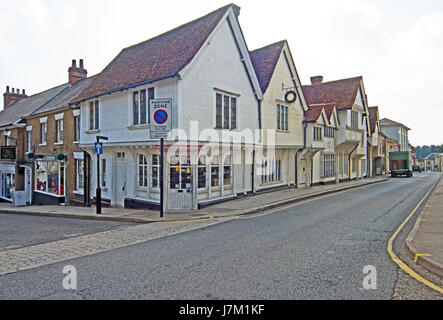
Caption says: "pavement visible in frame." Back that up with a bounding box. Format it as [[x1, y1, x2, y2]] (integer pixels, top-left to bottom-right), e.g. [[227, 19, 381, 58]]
[[0, 176, 389, 224], [405, 173, 443, 278]]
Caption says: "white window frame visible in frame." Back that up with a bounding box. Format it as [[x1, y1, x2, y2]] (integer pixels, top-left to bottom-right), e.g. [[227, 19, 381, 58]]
[[89, 100, 99, 130], [55, 119, 64, 144], [40, 122, 47, 145], [277, 104, 288, 131], [138, 154, 148, 188], [26, 126, 32, 153], [151, 154, 160, 189], [215, 91, 238, 130]]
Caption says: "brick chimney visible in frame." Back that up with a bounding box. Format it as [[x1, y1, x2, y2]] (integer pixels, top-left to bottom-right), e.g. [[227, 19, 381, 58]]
[[310, 76, 324, 85], [3, 86, 27, 108], [68, 59, 87, 85]]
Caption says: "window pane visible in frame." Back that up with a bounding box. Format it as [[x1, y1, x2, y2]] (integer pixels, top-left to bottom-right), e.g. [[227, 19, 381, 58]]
[[140, 89, 146, 124], [224, 95, 230, 129], [47, 161, 59, 195], [148, 87, 154, 123], [284, 107, 288, 130], [231, 98, 236, 129], [170, 167, 180, 189], [198, 167, 206, 189], [89, 102, 94, 130], [277, 105, 280, 130], [223, 166, 231, 186], [211, 166, 219, 187], [181, 167, 192, 189], [152, 166, 159, 188], [95, 101, 99, 129], [216, 94, 222, 128], [133, 92, 139, 125], [36, 161, 48, 192]]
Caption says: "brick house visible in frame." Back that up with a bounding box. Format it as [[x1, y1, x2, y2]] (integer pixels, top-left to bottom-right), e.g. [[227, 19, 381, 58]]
[[25, 60, 94, 205], [0, 60, 93, 206], [0, 85, 65, 203]]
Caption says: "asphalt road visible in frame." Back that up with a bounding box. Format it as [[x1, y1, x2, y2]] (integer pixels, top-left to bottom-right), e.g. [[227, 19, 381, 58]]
[[0, 172, 440, 300]]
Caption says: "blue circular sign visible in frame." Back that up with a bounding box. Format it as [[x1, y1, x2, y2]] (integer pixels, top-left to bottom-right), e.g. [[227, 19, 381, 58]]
[[154, 109, 168, 124]]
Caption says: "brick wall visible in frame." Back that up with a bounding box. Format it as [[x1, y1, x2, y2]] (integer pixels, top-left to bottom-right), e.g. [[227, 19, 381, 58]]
[[26, 108, 86, 204]]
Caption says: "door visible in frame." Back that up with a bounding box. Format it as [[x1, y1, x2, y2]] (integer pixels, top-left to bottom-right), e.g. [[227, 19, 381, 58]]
[[115, 158, 127, 207], [168, 153, 193, 210], [25, 168, 32, 205]]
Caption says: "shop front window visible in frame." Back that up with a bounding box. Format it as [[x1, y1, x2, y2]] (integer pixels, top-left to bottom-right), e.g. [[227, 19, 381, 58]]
[[35, 160, 65, 196], [169, 153, 192, 191], [1, 173, 15, 200]]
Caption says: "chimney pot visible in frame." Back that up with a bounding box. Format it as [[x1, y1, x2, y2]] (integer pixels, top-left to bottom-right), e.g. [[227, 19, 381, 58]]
[[6, 86, 9, 93], [12, 88, 15, 94], [17, 89, 20, 95], [310, 76, 324, 85], [72, 59, 76, 67], [22, 89, 26, 95], [79, 59, 84, 69]]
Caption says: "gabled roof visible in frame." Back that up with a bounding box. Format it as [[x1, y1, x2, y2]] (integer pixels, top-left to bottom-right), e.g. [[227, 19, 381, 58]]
[[302, 76, 363, 110], [74, 4, 239, 103], [249, 40, 286, 93], [30, 76, 96, 117], [303, 105, 330, 125], [0, 84, 69, 127], [368, 106, 379, 134], [303, 105, 324, 123], [380, 118, 411, 131]]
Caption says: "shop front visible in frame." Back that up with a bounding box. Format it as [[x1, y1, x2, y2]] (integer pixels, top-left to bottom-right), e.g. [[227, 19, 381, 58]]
[[34, 155, 66, 205], [0, 165, 16, 201]]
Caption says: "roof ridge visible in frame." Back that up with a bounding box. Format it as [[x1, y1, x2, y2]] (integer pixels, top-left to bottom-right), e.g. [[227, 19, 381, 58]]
[[303, 76, 362, 87], [122, 4, 234, 52], [249, 40, 286, 54]]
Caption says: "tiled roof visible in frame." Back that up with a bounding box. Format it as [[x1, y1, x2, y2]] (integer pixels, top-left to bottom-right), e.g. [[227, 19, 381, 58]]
[[302, 76, 362, 110], [368, 106, 379, 134], [0, 84, 69, 127], [74, 4, 238, 102], [30, 76, 96, 116], [304, 105, 325, 123], [249, 40, 286, 93], [380, 118, 411, 130]]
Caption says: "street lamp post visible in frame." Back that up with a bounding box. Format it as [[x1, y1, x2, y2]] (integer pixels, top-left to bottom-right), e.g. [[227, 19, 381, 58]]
[[96, 135, 108, 214]]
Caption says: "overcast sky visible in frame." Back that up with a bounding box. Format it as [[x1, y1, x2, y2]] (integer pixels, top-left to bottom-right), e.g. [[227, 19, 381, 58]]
[[1, 0, 442, 146]]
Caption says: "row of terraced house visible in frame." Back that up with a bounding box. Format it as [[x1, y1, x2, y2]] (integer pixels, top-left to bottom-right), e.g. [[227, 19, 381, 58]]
[[0, 4, 411, 211]]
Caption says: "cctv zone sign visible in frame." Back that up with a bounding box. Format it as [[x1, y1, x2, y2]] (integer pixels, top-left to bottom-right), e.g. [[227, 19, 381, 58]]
[[150, 98, 172, 139]]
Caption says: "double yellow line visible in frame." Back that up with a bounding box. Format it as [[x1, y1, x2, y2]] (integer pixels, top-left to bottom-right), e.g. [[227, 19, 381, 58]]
[[387, 180, 443, 294]]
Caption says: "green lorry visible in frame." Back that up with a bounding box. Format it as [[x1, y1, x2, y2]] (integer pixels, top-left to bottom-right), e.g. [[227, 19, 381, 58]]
[[389, 151, 413, 177]]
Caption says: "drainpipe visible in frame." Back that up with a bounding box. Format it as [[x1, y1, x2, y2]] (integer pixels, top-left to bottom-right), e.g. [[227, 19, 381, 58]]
[[310, 151, 313, 186], [252, 149, 255, 194], [348, 144, 358, 179]]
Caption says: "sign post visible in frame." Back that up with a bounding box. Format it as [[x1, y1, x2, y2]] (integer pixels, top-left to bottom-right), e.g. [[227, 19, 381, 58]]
[[94, 136, 108, 214], [150, 98, 172, 218]]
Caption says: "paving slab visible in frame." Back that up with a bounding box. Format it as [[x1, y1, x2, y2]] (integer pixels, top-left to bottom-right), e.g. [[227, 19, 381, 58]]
[[405, 175, 443, 277]]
